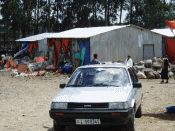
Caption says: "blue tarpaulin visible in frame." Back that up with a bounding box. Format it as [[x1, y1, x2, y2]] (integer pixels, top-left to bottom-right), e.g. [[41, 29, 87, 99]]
[[21, 42, 30, 53], [61, 66, 72, 72], [78, 40, 90, 65], [14, 42, 30, 58]]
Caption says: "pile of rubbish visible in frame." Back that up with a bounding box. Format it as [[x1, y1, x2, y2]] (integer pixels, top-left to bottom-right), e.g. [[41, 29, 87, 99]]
[[1, 54, 175, 79], [0, 54, 72, 77], [134, 57, 175, 79]]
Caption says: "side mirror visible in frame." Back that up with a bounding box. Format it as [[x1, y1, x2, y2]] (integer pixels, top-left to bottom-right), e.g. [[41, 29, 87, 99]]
[[133, 82, 142, 88], [60, 83, 66, 88]]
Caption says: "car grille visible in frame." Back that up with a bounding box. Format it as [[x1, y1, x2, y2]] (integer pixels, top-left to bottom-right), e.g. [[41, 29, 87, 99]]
[[68, 103, 108, 109]]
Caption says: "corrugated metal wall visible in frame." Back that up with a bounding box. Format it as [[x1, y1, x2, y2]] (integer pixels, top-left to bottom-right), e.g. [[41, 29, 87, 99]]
[[90, 27, 162, 63], [39, 39, 47, 57]]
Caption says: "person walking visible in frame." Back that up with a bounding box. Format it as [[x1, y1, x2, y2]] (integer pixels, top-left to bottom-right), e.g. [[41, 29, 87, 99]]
[[125, 55, 133, 67], [90, 54, 101, 64], [160, 58, 170, 83]]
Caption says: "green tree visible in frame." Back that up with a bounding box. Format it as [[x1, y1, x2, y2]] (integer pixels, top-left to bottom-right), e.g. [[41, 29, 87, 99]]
[[142, 0, 171, 29], [1, 0, 24, 40], [119, 0, 128, 24], [125, 0, 173, 29]]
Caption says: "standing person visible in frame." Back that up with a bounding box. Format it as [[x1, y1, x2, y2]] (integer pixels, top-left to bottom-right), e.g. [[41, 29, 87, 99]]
[[125, 55, 133, 67], [160, 58, 170, 83], [58, 48, 65, 67], [0, 55, 2, 67], [90, 54, 101, 64]]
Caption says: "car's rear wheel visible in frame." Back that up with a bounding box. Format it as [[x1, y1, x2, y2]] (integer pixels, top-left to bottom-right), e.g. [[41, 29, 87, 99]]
[[135, 103, 142, 118], [53, 120, 65, 131], [126, 109, 135, 131]]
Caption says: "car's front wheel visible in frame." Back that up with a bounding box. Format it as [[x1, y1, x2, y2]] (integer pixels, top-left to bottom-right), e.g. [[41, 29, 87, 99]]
[[126, 109, 135, 131], [135, 103, 142, 118], [53, 120, 65, 131]]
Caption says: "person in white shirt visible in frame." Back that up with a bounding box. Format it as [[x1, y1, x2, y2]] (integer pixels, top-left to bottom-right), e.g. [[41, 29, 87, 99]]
[[125, 55, 133, 67]]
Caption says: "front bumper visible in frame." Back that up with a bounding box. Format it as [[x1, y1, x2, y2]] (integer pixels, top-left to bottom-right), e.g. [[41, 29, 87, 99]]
[[49, 108, 133, 126]]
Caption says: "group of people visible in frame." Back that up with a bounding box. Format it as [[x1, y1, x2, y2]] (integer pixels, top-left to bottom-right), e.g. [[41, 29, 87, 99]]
[[90, 54, 133, 67], [90, 54, 170, 84]]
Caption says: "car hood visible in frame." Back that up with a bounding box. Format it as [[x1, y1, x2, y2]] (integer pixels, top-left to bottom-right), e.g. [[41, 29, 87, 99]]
[[52, 86, 132, 103]]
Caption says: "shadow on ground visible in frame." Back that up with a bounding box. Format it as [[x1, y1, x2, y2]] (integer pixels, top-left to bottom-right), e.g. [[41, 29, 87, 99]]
[[143, 112, 175, 121], [47, 125, 126, 131]]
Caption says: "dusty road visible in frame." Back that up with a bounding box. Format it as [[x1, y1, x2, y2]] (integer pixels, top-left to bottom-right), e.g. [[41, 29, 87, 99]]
[[0, 71, 175, 131]]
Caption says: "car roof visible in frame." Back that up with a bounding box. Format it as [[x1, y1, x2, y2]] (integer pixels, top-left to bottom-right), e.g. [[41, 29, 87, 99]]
[[78, 62, 129, 69]]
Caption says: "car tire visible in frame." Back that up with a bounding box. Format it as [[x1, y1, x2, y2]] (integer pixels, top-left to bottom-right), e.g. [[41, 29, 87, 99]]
[[53, 120, 65, 131], [135, 103, 142, 118], [126, 109, 135, 131]]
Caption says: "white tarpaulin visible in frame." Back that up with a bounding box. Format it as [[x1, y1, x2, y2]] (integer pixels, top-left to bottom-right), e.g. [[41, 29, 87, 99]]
[[151, 28, 175, 37], [16, 25, 128, 42], [46, 26, 127, 39], [15, 25, 164, 42], [16, 33, 51, 42]]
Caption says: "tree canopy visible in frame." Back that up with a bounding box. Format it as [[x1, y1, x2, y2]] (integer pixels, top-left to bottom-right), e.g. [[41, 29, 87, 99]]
[[0, 0, 175, 41]]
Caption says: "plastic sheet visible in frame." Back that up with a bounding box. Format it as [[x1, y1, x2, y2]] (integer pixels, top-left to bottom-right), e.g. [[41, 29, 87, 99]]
[[166, 38, 175, 61], [62, 38, 69, 53], [54, 40, 61, 66], [14, 45, 30, 58], [78, 40, 90, 65]]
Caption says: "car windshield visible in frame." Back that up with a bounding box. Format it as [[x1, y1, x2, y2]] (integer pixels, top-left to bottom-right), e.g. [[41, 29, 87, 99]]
[[67, 67, 130, 87]]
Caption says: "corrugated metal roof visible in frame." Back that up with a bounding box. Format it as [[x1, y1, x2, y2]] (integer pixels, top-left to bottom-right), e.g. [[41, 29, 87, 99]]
[[151, 28, 175, 37], [16, 33, 50, 42], [16, 25, 164, 42], [46, 25, 127, 39], [16, 25, 128, 42]]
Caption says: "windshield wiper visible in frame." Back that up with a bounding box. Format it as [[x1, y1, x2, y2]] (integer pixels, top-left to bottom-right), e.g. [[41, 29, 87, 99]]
[[90, 83, 119, 87], [67, 84, 82, 87], [92, 83, 110, 86]]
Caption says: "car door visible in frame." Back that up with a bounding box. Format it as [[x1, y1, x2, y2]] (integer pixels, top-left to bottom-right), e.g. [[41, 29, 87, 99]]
[[128, 68, 142, 112]]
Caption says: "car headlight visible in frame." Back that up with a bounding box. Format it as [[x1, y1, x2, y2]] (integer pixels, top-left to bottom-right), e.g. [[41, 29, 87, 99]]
[[109, 102, 129, 109], [51, 102, 68, 109]]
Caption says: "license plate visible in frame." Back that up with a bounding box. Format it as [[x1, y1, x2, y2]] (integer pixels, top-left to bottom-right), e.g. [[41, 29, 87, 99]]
[[76, 119, 101, 125]]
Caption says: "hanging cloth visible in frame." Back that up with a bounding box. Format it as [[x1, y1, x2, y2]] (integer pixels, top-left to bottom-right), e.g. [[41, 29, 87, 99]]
[[80, 47, 86, 66], [84, 40, 90, 65], [166, 38, 175, 61], [14, 42, 30, 58], [29, 43, 34, 53], [47, 39, 55, 47], [62, 38, 69, 53], [54, 40, 61, 66], [29, 42, 38, 53], [34, 42, 39, 48], [78, 41, 85, 53], [78, 40, 90, 65], [21, 42, 30, 53]]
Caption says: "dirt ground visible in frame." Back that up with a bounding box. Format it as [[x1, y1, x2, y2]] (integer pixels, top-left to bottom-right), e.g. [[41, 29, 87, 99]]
[[0, 70, 175, 131]]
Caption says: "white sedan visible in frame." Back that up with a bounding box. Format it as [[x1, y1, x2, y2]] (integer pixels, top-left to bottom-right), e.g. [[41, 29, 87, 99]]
[[49, 63, 143, 131]]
